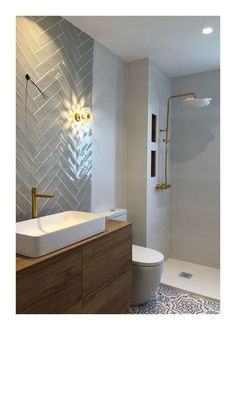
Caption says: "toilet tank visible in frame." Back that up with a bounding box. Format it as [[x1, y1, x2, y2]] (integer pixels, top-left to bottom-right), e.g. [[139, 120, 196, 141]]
[[97, 208, 128, 221]]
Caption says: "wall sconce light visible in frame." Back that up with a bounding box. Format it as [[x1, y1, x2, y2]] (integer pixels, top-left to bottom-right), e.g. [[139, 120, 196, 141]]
[[75, 107, 93, 123], [62, 95, 93, 137]]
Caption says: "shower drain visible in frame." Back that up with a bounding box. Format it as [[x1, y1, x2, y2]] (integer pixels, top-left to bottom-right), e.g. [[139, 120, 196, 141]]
[[179, 272, 193, 279]]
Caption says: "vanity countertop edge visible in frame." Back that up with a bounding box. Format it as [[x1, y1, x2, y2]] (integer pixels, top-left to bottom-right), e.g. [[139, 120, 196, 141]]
[[16, 219, 132, 272]]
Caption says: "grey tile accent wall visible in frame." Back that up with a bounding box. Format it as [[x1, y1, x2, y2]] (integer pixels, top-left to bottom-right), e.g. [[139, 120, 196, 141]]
[[16, 16, 94, 221]]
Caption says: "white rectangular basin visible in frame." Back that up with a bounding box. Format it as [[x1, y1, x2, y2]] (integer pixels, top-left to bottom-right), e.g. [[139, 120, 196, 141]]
[[16, 211, 106, 257]]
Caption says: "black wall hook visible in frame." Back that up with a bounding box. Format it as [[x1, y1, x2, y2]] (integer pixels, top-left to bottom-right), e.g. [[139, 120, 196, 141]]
[[25, 74, 48, 100]]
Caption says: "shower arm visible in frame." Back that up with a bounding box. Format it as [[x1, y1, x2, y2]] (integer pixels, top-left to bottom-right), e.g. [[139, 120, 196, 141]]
[[156, 92, 197, 190]]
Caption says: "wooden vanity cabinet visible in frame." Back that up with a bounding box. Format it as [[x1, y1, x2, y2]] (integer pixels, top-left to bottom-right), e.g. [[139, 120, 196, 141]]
[[16, 220, 132, 314], [82, 271, 132, 314], [16, 248, 83, 314]]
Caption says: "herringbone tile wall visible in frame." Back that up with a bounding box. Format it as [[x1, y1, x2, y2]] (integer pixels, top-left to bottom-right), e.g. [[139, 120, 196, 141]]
[[16, 16, 94, 221]]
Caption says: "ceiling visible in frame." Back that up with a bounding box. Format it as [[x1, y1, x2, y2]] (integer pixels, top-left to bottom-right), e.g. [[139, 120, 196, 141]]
[[65, 16, 220, 77]]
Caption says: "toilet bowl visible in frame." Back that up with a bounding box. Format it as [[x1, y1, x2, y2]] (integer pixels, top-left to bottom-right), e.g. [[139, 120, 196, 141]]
[[132, 244, 164, 305], [98, 209, 164, 305]]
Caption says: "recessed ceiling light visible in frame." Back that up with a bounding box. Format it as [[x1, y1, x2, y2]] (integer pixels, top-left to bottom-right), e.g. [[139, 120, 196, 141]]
[[202, 27, 214, 35]]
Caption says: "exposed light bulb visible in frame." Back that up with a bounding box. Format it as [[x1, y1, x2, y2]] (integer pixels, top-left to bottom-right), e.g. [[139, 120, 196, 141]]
[[74, 113, 81, 121], [80, 107, 93, 122]]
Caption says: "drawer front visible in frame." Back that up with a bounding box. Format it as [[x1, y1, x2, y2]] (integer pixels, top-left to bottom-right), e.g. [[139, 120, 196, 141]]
[[16, 248, 82, 314], [82, 225, 132, 297], [82, 270, 132, 314]]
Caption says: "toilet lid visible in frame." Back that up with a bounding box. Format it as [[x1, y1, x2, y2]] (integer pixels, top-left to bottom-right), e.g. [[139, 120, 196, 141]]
[[132, 245, 164, 267]]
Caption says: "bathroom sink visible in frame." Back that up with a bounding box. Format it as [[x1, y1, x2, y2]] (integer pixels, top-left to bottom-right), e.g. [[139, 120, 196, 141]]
[[16, 211, 106, 257]]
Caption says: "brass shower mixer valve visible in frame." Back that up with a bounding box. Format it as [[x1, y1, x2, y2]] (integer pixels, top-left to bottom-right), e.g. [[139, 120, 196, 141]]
[[156, 183, 171, 190]]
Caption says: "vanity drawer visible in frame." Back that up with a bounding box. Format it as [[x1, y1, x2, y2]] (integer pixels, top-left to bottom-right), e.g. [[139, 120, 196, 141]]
[[16, 248, 82, 314], [82, 225, 132, 297], [82, 270, 132, 314]]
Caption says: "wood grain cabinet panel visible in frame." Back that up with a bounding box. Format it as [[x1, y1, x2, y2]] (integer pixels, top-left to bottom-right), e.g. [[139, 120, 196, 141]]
[[16, 248, 82, 314], [82, 225, 132, 297], [82, 271, 132, 314], [16, 220, 132, 314]]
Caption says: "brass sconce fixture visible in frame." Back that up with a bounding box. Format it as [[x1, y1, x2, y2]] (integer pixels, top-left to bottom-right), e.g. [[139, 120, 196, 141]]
[[156, 92, 212, 191], [74, 107, 93, 123], [62, 96, 93, 137]]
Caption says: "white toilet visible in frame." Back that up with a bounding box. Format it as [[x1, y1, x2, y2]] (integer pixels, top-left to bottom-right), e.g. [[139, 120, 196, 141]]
[[98, 209, 164, 305]]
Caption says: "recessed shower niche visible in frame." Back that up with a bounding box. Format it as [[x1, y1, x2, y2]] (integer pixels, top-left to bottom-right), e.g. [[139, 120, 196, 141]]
[[151, 150, 156, 177], [151, 113, 157, 142]]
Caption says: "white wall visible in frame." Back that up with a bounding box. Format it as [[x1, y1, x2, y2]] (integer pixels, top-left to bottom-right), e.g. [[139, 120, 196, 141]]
[[125, 59, 171, 257], [146, 61, 171, 257], [126, 59, 149, 244], [91, 41, 127, 212], [170, 70, 220, 268]]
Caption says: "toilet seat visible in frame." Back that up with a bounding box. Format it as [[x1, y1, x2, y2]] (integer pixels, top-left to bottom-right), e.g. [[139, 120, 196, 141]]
[[132, 245, 164, 267]]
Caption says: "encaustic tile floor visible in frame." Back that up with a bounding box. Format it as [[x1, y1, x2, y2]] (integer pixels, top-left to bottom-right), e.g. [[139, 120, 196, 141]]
[[125, 284, 220, 314]]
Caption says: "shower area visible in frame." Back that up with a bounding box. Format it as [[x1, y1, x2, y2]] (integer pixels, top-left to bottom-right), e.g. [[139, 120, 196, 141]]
[[126, 61, 220, 302], [161, 69, 220, 300]]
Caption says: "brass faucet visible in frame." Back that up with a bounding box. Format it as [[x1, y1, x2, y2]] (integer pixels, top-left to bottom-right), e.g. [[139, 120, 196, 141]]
[[31, 187, 54, 219]]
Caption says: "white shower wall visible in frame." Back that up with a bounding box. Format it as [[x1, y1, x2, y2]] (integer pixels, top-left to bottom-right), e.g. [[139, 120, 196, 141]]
[[146, 61, 171, 257], [126, 59, 171, 258], [170, 70, 220, 268]]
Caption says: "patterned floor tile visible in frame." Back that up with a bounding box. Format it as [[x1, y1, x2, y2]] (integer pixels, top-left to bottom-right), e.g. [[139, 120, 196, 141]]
[[125, 285, 220, 314]]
